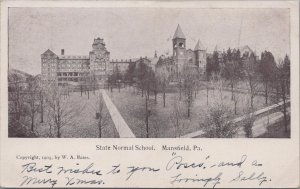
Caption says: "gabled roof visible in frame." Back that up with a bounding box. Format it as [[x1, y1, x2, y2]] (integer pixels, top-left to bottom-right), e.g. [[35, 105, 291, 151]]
[[238, 45, 253, 54], [194, 40, 205, 51], [173, 24, 185, 39], [42, 49, 56, 55]]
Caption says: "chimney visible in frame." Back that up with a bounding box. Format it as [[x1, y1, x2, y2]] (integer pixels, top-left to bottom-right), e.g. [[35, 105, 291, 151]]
[[61, 49, 65, 55]]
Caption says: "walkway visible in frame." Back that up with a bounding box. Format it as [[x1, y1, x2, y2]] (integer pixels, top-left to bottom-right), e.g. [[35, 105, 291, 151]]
[[181, 101, 290, 138], [101, 89, 135, 138], [237, 107, 290, 137]]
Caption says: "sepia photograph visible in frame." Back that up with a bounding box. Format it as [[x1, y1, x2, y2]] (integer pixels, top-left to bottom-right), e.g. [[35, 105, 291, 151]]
[[1, 1, 299, 188], [8, 7, 291, 138]]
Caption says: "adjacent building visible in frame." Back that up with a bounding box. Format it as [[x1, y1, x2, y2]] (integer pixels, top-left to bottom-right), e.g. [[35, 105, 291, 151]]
[[110, 52, 159, 74], [41, 37, 110, 85], [110, 59, 138, 74], [156, 24, 207, 78]]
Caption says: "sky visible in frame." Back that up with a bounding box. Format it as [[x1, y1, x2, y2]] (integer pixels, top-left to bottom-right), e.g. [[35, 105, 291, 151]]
[[9, 8, 290, 75]]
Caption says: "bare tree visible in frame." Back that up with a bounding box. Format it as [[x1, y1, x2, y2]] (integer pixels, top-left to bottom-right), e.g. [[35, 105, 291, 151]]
[[144, 68, 156, 138], [90, 71, 98, 95], [222, 48, 242, 101], [154, 76, 159, 104], [8, 72, 26, 122], [156, 66, 170, 107], [177, 72, 183, 100], [182, 65, 199, 117], [79, 72, 88, 97], [224, 61, 240, 100], [30, 75, 46, 123], [135, 60, 148, 97], [244, 52, 259, 110], [81, 70, 90, 98], [271, 59, 290, 133], [241, 108, 256, 138], [92, 93, 110, 138], [24, 76, 40, 132], [111, 65, 122, 93], [45, 82, 86, 138], [205, 74, 210, 106], [260, 51, 276, 105], [232, 87, 241, 115], [169, 97, 185, 137], [209, 72, 226, 105], [8, 72, 35, 137], [283, 55, 290, 95], [124, 62, 136, 86]]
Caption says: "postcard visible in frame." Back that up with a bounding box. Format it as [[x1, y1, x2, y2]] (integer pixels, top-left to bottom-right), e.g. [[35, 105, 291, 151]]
[[0, 0, 299, 188]]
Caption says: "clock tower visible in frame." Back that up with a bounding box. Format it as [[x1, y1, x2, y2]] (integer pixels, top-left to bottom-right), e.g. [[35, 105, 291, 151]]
[[172, 24, 187, 72], [89, 37, 110, 80]]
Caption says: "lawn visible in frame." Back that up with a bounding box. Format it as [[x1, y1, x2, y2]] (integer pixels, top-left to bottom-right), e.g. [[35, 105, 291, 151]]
[[258, 119, 290, 138], [107, 86, 268, 138], [27, 90, 118, 138]]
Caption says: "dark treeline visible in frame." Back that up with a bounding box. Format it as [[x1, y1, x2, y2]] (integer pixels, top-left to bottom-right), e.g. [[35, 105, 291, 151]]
[[206, 48, 290, 103]]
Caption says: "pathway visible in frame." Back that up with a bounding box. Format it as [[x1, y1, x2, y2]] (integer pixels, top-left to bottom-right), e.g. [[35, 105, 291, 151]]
[[101, 89, 135, 138], [237, 107, 290, 137], [181, 101, 290, 138]]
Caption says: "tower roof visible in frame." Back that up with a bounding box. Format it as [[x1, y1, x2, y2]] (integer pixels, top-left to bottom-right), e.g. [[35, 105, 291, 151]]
[[194, 40, 205, 51], [173, 24, 185, 39]]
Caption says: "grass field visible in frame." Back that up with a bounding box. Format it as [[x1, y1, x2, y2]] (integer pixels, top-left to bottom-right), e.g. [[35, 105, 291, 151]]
[[258, 119, 290, 138], [11, 83, 285, 138], [30, 90, 118, 138], [108, 86, 268, 138]]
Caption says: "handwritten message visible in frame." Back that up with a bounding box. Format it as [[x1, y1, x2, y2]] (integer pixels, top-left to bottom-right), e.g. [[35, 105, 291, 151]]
[[16, 149, 272, 188]]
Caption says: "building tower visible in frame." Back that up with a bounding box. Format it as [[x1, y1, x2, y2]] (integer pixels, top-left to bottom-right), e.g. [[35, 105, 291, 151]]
[[172, 24, 187, 72], [194, 39, 206, 73], [89, 37, 110, 81], [41, 49, 58, 81]]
